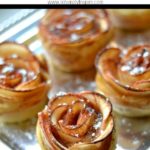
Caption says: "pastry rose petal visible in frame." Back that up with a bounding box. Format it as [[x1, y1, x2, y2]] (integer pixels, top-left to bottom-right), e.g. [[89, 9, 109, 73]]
[[39, 9, 113, 72], [107, 9, 150, 30], [96, 45, 150, 117], [0, 42, 51, 123], [37, 91, 115, 150]]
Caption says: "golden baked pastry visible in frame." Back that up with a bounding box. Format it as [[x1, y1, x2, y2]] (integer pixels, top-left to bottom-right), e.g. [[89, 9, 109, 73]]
[[0, 42, 51, 123], [107, 9, 150, 30], [39, 9, 113, 72], [37, 91, 115, 150], [96, 45, 150, 117]]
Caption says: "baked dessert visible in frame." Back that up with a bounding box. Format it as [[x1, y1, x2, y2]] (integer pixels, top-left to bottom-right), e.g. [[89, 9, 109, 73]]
[[0, 42, 51, 123], [37, 91, 115, 150], [107, 9, 150, 30], [96, 45, 150, 117], [39, 9, 113, 72]]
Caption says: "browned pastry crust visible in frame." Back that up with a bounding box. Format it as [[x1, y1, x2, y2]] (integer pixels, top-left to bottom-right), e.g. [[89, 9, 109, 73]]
[[39, 9, 113, 72], [37, 91, 115, 150], [107, 9, 150, 31], [0, 42, 51, 123], [96, 45, 150, 117]]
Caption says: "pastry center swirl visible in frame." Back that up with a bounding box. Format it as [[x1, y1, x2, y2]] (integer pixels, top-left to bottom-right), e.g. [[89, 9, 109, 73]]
[[120, 48, 150, 75], [0, 56, 35, 88], [48, 10, 101, 42], [50, 97, 103, 146]]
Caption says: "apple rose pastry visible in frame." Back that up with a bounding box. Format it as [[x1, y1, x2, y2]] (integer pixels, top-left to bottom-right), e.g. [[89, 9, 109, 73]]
[[39, 9, 113, 72], [37, 91, 115, 150], [96, 45, 150, 117], [0, 42, 51, 123], [107, 9, 150, 30]]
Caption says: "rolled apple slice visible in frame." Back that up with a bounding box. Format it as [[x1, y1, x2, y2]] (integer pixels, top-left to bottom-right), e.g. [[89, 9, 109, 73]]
[[39, 9, 113, 72], [96, 44, 150, 117], [0, 42, 51, 123], [37, 91, 115, 150]]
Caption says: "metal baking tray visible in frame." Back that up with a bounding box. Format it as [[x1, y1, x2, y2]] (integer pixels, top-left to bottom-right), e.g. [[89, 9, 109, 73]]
[[0, 9, 150, 150]]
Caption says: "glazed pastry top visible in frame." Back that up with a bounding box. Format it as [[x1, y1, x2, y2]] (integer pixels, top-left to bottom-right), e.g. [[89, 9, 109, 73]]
[[0, 55, 36, 88], [38, 91, 114, 150], [119, 47, 150, 76], [96, 45, 150, 91], [40, 9, 110, 44]]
